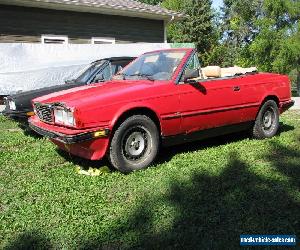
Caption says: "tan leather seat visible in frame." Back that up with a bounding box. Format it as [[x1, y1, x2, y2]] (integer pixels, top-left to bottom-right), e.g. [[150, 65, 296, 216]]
[[192, 65, 257, 81], [202, 66, 221, 78], [221, 66, 257, 77]]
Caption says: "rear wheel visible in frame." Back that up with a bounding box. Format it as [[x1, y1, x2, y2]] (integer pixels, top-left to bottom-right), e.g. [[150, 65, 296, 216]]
[[252, 100, 279, 139], [108, 115, 159, 173]]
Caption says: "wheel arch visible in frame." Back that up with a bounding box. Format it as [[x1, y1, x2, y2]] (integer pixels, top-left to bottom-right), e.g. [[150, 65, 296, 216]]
[[252, 95, 280, 139], [111, 106, 162, 137], [260, 95, 280, 107], [255, 95, 280, 121]]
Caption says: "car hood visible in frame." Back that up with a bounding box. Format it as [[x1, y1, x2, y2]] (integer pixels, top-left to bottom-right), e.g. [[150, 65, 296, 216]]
[[9, 82, 81, 110], [33, 80, 157, 108]]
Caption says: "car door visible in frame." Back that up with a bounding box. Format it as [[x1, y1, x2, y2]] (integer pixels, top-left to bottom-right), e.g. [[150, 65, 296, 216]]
[[177, 54, 245, 134]]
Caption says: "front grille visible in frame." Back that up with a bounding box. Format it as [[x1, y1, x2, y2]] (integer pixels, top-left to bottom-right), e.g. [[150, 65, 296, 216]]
[[34, 103, 54, 123]]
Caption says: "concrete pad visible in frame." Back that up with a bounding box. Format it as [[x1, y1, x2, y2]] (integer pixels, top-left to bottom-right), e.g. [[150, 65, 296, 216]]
[[291, 97, 300, 110]]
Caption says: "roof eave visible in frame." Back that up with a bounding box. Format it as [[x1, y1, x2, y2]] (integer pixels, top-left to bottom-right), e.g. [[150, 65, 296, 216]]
[[0, 0, 187, 21]]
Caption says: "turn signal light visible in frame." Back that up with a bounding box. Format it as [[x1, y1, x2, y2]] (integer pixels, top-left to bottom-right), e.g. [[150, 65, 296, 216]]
[[26, 111, 35, 116], [93, 129, 109, 138]]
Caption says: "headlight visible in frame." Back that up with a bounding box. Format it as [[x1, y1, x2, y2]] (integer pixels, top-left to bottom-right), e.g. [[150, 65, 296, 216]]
[[8, 101, 16, 110], [54, 108, 76, 127]]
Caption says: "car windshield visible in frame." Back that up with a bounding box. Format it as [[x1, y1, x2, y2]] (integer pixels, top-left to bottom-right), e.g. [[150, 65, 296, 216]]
[[114, 51, 186, 81], [67, 60, 106, 84]]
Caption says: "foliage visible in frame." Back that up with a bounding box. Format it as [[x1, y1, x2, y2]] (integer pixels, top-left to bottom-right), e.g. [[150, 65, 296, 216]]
[[219, 0, 300, 89], [140, 0, 299, 86], [161, 0, 186, 42], [1, 112, 300, 248], [162, 0, 217, 65]]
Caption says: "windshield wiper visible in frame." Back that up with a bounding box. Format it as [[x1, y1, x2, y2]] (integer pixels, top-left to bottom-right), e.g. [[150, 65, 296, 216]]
[[125, 73, 154, 81]]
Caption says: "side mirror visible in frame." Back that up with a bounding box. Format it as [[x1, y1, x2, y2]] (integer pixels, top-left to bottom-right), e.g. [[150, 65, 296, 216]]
[[94, 73, 105, 83], [183, 69, 200, 83]]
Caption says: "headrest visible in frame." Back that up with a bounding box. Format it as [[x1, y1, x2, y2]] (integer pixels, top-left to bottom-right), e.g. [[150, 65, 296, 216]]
[[202, 66, 221, 78]]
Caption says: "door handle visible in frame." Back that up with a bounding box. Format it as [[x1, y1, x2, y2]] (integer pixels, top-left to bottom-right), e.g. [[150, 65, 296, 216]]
[[233, 86, 240, 91]]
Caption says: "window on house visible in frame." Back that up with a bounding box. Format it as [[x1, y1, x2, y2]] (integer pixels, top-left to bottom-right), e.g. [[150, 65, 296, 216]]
[[41, 35, 68, 44], [91, 37, 116, 44]]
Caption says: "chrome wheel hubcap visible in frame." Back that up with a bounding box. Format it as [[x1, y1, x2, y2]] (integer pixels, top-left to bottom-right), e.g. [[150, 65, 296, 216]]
[[125, 132, 145, 157], [122, 127, 150, 161], [262, 107, 277, 134], [263, 110, 273, 129]]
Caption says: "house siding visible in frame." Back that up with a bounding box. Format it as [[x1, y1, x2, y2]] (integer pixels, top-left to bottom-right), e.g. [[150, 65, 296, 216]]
[[0, 5, 165, 43]]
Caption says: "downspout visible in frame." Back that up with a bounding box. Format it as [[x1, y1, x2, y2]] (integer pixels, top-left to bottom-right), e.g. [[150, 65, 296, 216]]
[[164, 15, 175, 43]]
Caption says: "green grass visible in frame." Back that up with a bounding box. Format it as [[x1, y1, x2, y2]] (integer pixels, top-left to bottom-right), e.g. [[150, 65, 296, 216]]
[[0, 111, 299, 249]]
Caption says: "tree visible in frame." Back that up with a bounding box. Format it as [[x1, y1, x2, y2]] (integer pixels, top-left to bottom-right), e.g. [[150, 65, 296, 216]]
[[240, 0, 300, 90], [162, 0, 218, 65], [214, 0, 262, 66], [161, 0, 186, 43], [217, 0, 300, 90]]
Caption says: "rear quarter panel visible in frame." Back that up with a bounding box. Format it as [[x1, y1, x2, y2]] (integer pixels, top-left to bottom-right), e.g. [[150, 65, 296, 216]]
[[238, 73, 291, 121]]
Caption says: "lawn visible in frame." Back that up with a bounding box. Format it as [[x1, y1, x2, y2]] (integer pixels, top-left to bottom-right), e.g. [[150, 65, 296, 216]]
[[0, 111, 299, 249]]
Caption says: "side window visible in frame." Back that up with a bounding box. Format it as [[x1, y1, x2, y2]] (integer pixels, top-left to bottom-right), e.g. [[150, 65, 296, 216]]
[[187, 53, 200, 70], [180, 53, 200, 83], [92, 65, 112, 83], [101, 65, 112, 80], [116, 65, 123, 74], [110, 64, 118, 75]]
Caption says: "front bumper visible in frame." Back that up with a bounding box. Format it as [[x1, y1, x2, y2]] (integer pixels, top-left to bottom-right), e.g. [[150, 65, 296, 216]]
[[29, 117, 111, 160], [29, 122, 109, 144], [2, 109, 32, 119]]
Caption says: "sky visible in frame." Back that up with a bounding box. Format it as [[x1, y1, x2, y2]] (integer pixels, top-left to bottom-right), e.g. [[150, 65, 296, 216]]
[[212, 0, 223, 9]]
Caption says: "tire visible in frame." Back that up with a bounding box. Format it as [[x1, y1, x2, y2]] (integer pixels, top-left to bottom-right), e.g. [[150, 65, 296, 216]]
[[108, 115, 159, 173], [252, 100, 279, 139]]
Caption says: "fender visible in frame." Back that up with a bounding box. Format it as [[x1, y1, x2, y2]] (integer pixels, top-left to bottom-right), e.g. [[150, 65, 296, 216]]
[[110, 101, 163, 132]]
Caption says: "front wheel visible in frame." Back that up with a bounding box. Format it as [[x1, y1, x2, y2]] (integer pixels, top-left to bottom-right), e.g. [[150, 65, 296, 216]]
[[252, 100, 279, 139], [108, 115, 159, 173]]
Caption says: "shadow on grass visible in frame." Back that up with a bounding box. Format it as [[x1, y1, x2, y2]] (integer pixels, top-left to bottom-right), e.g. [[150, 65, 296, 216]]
[[5, 140, 299, 249], [56, 148, 113, 171], [278, 122, 294, 135], [81, 144, 299, 249], [4, 231, 51, 250], [55, 130, 251, 171], [156, 131, 250, 165], [155, 121, 294, 165], [17, 121, 43, 139], [54, 123, 295, 173], [266, 141, 300, 188]]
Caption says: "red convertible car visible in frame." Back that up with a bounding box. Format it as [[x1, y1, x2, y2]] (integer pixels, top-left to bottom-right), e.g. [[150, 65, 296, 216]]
[[29, 48, 294, 172]]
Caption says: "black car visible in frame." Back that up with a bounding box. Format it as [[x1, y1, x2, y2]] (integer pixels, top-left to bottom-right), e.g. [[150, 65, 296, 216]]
[[3, 57, 134, 120]]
